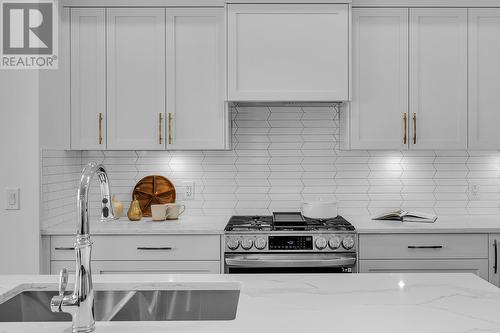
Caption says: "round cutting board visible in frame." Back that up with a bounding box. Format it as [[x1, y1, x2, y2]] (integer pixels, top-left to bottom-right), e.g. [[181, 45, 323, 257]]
[[132, 175, 176, 217]]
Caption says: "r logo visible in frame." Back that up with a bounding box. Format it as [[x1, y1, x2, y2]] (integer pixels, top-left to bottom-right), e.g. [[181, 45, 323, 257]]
[[2, 2, 53, 54]]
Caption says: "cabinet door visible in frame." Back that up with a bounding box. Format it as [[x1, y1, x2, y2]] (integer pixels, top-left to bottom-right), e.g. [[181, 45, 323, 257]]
[[70, 8, 106, 150], [359, 234, 488, 260], [228, 4, 348, 101], [51, 235, 220, 261], [166, 8, 227, 149], [468, 9, 500, 150], [107, 9, 166, 150], [359, 259, 489, 280], [489, 235, 500, 287], [409, 9, 467, 150], [351, 8, 408, 150]]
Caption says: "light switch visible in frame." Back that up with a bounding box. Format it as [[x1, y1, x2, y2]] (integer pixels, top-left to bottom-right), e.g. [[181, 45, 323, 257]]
[[5, 188, 20, 210]]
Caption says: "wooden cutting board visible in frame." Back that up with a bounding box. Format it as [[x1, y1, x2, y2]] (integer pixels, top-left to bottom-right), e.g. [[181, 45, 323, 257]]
[[132, 175, 176, 217]]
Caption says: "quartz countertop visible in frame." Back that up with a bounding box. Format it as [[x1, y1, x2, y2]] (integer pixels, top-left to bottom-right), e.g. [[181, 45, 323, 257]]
[[347, 214, 500, 234], [1, 273, 500, 332], [41, 215, 229, 235], [41, 214, 500, 236]]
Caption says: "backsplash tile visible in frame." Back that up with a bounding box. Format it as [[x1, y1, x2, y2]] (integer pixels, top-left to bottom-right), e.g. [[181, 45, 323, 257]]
[[41, 150, 82, 228], [41, 105, 500, 227]]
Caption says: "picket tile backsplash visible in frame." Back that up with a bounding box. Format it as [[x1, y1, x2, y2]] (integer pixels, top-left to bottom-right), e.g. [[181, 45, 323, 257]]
[[41, 105, 500, 228]]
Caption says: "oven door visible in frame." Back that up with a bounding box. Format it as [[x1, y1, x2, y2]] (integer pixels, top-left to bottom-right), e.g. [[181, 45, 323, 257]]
[[224, 253, 356, 274]]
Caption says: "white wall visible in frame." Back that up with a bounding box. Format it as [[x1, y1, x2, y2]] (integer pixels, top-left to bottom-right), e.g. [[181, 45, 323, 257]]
[[0, 0, 68, 273], [0, 70, 40, 274]]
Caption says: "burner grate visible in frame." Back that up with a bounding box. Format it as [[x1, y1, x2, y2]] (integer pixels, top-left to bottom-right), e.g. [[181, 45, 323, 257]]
[[225, 214, 355, 232]]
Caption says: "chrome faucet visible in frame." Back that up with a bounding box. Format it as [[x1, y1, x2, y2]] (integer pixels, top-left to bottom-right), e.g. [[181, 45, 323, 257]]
[[50, 162, 115, 333]]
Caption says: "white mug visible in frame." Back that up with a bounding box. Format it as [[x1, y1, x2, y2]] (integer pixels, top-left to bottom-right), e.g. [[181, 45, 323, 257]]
[[151, 204, 168, 221], [166, 203, 186, 220]]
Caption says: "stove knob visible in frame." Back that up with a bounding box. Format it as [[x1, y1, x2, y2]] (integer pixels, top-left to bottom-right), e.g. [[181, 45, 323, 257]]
[[315, 237, 327, 250], [328, 237, 341, 249], [255, 237, 267, 250], [227, 238, 240, 250], [241, 238, 254, 250], [342, 236, 355, 250]]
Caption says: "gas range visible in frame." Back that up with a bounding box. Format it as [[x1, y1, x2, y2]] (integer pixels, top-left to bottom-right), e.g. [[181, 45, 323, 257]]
[[225, 214, 355, 232], [224, 213, 357, 274]]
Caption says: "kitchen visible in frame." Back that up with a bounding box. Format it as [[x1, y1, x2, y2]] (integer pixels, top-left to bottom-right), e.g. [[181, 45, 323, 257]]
[[2, 0, 500, 331]]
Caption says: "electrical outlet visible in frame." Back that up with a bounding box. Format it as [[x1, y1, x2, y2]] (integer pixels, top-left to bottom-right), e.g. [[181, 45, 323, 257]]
[[5, 187, 20, 210], [468, 184, 480, 201], [183, 181, 195, 201]]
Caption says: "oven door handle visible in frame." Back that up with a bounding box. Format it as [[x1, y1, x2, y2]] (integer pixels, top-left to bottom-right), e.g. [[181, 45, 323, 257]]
[[225, 256, 356, 268]]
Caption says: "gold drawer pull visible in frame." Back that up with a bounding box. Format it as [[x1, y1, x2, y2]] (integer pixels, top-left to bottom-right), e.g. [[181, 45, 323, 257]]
[[159, 113, 164, 144], [168, 112, 173, 145], [403, 112, 407, 145], [98, 113, 103, 145], [413, 112, 417, 144]]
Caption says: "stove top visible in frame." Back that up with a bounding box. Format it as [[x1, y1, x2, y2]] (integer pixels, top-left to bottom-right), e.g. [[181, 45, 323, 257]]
[[224, 215, 355, 232]]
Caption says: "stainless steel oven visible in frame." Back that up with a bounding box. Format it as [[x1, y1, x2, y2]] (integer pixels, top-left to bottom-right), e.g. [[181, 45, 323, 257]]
[[223, 214, 358, 274], [224, 252, 356, 274]]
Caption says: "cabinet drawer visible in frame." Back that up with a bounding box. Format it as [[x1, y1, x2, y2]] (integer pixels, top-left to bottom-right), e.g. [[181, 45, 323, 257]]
[[51, 235, 220, 261], [359, 234, 488, 259], [359, 259, 488, 280], [51, 260, 220, 275]]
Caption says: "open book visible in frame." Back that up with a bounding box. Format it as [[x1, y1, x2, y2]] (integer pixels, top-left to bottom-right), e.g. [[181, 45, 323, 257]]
[[372, 210, 437, 223]]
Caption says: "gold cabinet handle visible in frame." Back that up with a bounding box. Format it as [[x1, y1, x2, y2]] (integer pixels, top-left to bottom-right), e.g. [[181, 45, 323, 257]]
[[168, 112, 173, 145], [159, 113, 164, 144], [403, 112, 407, 145], [412, 112, 417, 144], [98, 113, 103, 145]]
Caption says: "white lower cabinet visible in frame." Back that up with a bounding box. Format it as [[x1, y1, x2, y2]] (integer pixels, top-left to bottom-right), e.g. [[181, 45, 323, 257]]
[[48, 234, 222, 274], [359, 259, 489, 280], [489, 234, 500, 287], [359, 234, 488, 259], [359, 233, 490, 280]]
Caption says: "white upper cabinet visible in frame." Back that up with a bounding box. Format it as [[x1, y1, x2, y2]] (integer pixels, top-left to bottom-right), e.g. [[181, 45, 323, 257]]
[[351, 8, 408, 150], [70, 8, 106, 150], [468, 9, 500, 150], [166, 8, 228, 150], [227, 4, 349, 102], [409, 8, 467, 150], [106, 8, 166, 150]]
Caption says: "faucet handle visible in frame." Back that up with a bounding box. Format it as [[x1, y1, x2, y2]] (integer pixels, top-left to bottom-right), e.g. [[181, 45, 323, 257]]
[[59, 268, 68, 296]]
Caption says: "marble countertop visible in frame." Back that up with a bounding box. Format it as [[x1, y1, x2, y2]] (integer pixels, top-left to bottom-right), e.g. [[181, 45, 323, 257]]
[[42, 215, 500, 236], [1, 273, 500, 332], [41, 215, 229, 235]]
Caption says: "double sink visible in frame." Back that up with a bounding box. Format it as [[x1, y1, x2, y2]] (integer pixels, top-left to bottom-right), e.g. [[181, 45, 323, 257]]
[[0, 287, 240, 322]]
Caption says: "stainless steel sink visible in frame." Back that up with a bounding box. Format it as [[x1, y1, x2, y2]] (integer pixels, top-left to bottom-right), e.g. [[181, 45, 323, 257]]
[[0, 289, 240, 322]]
